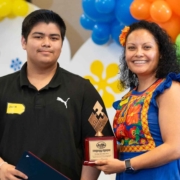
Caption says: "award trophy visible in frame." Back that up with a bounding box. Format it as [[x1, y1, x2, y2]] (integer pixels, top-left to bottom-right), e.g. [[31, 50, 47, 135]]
[[83, 101, 118, 166]]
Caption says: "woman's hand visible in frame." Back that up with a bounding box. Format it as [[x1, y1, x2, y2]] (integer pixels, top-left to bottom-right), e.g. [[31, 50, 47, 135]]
[[94, 158, 125, 175], [0, 163, 28, 180]]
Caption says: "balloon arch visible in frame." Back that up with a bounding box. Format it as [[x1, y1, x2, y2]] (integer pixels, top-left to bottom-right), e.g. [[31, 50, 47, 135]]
[[0, 0, 29, 18], [80, 0, 180, 53], [0, 0, 180, 54]]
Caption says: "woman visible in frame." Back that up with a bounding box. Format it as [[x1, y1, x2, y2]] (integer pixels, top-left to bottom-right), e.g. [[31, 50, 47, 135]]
[[95, 20, 180, 179]]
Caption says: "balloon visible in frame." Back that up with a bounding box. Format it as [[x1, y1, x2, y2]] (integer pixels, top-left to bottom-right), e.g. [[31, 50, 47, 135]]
[[110, 20, 125, 45], [158, 14, 180, 42], [0, 0, 12, 17], [91, 23, 110, 45], [166, 0, 180, 17], [147, 0, 164, 2], [175, 34, 180, 58], [130, 0, 151, 20], [150, 1, 172, 23], [115, 0, 139, 25], [82, 0, 115, 23], [92, 23, 111, 40], [95, 0, 115, 14], [91, 33, 110, 45], [80, 14, 95, 30], [176, 34, 180, 47], [145, 17, 154, 22], [12, 0, 29, 16], [0, 16, 4, 21]]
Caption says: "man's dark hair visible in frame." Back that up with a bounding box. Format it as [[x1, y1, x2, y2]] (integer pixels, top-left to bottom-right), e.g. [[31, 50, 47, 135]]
[[22, 9, 66, 42]]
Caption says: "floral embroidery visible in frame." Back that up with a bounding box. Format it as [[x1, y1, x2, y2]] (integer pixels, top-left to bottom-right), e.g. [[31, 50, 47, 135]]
[[120, 97, 129, 106], [128, 139, 139, 145], [140, 138, 148, 145], [113, 110, 121, 129], [114, 97, 146, 146], [126, 104, 141, 125], [113, 79, 164, 150], [115, 124, 127, 139], [129, 126, 137, 139]]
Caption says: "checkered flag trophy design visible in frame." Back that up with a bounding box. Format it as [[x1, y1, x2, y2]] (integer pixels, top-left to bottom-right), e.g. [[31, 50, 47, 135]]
[[88, 101, 108, 136]]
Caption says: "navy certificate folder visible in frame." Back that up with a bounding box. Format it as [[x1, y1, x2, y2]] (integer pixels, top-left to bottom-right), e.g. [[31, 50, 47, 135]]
[[15, 151, 70, 180]]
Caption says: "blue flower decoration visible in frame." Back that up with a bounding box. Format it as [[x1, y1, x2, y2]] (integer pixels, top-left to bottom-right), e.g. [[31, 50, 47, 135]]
[[10, 58, 22, 71]]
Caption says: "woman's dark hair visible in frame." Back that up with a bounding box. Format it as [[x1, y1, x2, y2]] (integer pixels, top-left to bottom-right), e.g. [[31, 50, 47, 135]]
[[22, 9, 66, 42], [120, 20, 180, 89]]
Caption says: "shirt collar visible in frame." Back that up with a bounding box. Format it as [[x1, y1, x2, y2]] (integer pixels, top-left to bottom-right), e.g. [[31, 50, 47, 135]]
[[20, 62, 62, 90]]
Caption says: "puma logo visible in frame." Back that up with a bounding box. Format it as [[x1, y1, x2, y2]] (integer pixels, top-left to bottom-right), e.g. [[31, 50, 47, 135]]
[[57, 97, 70, 108]]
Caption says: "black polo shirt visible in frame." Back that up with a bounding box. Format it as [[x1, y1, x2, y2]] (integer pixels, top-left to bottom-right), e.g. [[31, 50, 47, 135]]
[[0, 63, 114, 180]]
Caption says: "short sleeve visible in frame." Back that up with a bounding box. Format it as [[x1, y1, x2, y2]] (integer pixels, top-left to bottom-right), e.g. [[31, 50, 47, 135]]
[[113, 100, 121, 110], [151, 73, 180, 106]]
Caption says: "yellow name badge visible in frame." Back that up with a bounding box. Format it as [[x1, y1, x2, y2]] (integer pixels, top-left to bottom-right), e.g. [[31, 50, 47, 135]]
[[6, 103, 25, 115]]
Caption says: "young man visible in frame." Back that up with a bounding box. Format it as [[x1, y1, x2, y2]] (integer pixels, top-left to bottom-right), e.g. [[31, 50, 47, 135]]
[[0, 9, 114, 180]]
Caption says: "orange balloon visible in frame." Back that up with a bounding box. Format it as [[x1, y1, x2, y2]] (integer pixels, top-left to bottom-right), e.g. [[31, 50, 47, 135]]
[[147, 0, 164, 2], [166, 0, 180, 17], [158, 14, 180, 42], [130, 0, 151, 20], [145, 17, 154, 22], [150, 1, 172, 23]]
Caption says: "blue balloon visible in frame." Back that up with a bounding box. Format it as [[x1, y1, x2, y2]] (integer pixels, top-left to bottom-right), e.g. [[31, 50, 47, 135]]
[[92, 23, 111, 40], [95, 0, 115, 14], [82, 0, 115, 23], [92, 33, 110, 45], [91, 23, 110, 45], [115, 0, 138, 25], [80, 0, 139, 46], [80, 14, 95, 30], [111, 20, 125, 45]]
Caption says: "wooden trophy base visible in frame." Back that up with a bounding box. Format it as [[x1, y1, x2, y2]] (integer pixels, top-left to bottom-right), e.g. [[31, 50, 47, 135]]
[[83, 136, 117, 166]]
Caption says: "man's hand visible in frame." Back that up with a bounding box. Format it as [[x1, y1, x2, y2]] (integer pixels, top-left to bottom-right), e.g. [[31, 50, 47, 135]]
[[0, 163, 28, 180]]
